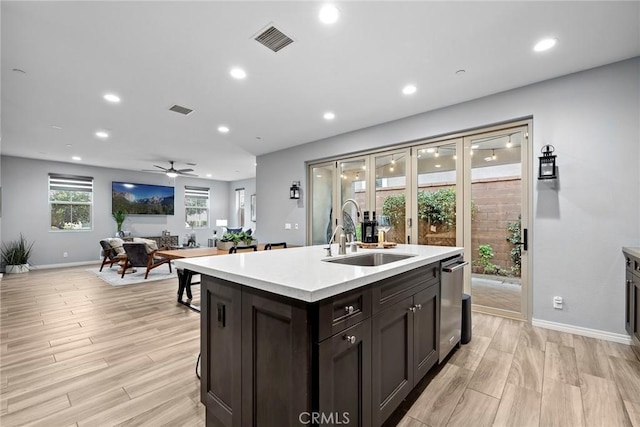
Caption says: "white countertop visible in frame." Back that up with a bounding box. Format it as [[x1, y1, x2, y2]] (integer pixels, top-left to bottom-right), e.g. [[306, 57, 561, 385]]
[[623, 247, 640, 259], [174, 244, 463, 302]]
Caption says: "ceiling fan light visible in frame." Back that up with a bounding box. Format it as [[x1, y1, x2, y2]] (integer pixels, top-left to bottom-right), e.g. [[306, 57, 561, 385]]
[[166, 171, 178, 178]]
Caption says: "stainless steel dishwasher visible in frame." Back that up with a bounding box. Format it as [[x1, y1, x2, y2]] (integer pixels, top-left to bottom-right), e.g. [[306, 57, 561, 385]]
[[439, 255, 468, 362]]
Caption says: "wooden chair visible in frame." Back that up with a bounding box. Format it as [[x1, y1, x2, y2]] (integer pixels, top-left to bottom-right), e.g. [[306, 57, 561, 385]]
[[99, 239, 126, 272], [228, 245, 258, 254], [264, 242, 287, 250], [121, 242, 172, 278]]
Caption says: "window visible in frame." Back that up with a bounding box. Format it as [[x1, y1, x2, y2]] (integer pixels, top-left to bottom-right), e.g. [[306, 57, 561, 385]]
[[236, 188, 245, 227], [185, 186, 210, 228], [49, 174, 93, 230]]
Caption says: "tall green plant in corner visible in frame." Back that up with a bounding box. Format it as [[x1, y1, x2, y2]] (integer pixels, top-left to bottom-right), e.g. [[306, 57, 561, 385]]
[[1, 234, 35, 273]]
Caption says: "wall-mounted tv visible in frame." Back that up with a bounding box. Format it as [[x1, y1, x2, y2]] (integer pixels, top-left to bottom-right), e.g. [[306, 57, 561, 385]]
[[112, 181, 175, 215]]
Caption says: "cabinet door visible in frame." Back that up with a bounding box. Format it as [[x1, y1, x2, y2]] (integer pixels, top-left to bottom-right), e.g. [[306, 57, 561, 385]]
[[372, 296, 414, 427], [413, 284, 439, 382], [241, 290, 311, 427], [634, 277, 640, 342], [626, 268, 635, 336], [318, 320, 371, 427], [201, 277, 242, 427]]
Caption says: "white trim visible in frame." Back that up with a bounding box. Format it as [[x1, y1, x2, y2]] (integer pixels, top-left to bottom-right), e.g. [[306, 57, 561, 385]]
[[29, 260, 100, 270], [532, 318, 632, 345]]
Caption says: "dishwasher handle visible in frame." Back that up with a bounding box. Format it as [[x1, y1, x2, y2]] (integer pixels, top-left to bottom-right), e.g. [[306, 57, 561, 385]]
[[442, 260, 468, 273]]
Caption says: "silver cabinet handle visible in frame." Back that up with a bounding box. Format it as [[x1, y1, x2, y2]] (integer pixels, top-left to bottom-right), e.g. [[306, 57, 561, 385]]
[[344, 335, 356, 344], [345, 305, 355, 315], [415, 304, 422, 310], [408, 306, 416, 313]]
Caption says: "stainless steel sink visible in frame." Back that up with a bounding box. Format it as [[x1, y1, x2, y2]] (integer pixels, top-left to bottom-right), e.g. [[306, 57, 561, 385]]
[[323, 252, 415, 266]]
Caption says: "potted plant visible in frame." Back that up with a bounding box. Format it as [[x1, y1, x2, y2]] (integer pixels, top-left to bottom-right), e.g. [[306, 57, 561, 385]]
[[1, 234, 34, 274], [217, 231, 256, 250], [112, 211, 126, 237]]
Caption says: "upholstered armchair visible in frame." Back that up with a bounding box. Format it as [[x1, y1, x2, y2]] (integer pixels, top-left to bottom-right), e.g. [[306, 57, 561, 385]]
[[121, 242, 172, 279], [99, 238, 127, 272]]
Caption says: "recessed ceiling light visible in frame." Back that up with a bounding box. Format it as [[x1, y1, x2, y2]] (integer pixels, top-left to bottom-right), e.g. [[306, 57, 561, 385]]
[[534, 38, 557, 52], [435, 164, 442, 168], [426, 148, 435, 153], [230, 68, 247, 79], [218, 126, 230, 133], [319, 4, 340, 24], [402, 85, 417, 95], [471, 144, 479, 149], [206, 174, 212, 178], [72, 156, 82, 161], [323, 112, 335, 120], [95, 131, 109, 138], [51, 125, 62, 130], [103, 93, 121, 103]]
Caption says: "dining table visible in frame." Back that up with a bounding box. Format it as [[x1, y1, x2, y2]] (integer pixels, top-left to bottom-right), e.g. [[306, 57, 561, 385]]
[[157, 245, 266, 312]]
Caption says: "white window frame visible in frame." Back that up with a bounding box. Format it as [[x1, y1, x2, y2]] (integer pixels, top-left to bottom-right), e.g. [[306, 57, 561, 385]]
[[185, 186, 210, 228], [48, 174, 93, 231]]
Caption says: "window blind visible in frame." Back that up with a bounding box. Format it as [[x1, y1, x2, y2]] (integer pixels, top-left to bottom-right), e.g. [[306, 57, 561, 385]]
[[48, 174, 94, 192]]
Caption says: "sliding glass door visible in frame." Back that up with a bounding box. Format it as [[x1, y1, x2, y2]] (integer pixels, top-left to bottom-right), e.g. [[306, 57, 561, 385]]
[[307, 121, 530, 320]]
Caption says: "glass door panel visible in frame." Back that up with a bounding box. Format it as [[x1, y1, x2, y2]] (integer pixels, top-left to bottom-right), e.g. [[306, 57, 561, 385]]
[[339, 158, 368, 240], [374, 150, 409, 243], [465, 127, 527, 318], [415, 142, 459, 247], [310, 163, 335, 245]]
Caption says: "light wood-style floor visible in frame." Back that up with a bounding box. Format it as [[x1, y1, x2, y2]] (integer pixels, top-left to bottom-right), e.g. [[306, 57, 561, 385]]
[[1, 266, 639, 426]]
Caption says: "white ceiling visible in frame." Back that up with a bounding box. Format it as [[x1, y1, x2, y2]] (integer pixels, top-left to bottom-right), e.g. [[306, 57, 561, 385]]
[[2, 1, 639, 181]]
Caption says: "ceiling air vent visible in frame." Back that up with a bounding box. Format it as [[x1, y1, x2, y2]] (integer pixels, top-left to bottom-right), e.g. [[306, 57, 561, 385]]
[[169, 104, 193, 116], [254, 25, 294, 52]]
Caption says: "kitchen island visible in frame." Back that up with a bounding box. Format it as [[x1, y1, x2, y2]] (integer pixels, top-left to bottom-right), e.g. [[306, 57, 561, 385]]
[[175, 244, 463, 427]]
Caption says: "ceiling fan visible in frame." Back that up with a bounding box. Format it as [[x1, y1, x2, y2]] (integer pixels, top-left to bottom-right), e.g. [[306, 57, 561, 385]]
[[143, 161, 197, 177]]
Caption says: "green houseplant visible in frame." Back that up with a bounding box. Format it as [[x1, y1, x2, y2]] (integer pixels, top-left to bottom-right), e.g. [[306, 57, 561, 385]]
[[1, 234, 35, 274], [217, 231, 255, 250], [112, 211, 126, 234]]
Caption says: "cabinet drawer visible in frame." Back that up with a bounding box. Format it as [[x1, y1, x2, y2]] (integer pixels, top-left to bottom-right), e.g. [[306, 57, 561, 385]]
[[317, 287, 371, 342], [372, 263, 439, 314]]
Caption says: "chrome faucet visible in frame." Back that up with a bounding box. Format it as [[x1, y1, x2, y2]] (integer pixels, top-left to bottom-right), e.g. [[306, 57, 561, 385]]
[[325, 224, 344, 257], [340, 198, 362, 254]]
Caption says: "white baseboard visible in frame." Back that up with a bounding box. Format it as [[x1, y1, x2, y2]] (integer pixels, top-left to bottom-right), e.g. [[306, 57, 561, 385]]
[[30, 260, 100, 270], [532, 318, 632, 345]]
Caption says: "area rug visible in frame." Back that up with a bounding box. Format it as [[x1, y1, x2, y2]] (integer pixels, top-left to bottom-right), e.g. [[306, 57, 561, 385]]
[[87, 266, 177, 286]]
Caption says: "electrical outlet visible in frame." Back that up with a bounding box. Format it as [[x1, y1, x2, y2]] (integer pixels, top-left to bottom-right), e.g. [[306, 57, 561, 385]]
[[285, 223, 292, 230], [294, 223, 299, 230], [553, 296, 563, 309], [63, 252, 68, 258]]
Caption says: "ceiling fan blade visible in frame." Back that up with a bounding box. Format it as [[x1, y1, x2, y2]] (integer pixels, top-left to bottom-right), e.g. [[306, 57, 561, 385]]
[[153, 165, 168, 171], [179, 172, 198, 177], [177, 168, 194, 173], [142, 169, 166, 173]]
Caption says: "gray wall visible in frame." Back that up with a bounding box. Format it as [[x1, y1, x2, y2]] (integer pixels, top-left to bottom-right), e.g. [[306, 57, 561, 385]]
[[257, 58, 640, 335], [1, 156, 230, 267]]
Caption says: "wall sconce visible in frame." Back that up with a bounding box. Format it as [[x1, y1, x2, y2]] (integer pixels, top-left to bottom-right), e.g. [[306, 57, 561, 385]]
[[538, 145, 557, 180], [290, 181, 301, 199]]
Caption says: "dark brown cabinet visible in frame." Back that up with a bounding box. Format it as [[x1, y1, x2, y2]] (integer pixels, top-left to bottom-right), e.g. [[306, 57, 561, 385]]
[[624, 250, 640, 356], [200, 262, 441, 427], [371, 281, 439, 426], [318, 319, 372, 427]]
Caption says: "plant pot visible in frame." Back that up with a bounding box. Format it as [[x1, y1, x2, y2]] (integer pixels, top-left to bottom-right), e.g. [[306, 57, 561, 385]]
[[216, 241, 235, 250], [6, 264, 29, 274]]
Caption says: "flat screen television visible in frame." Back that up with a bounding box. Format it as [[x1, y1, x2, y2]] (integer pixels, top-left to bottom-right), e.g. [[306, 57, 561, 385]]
[[112, 181, 175, 215]]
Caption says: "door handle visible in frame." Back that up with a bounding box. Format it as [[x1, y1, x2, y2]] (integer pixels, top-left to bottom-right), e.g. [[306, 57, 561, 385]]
[[514, 228, 528, 251]]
